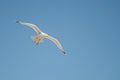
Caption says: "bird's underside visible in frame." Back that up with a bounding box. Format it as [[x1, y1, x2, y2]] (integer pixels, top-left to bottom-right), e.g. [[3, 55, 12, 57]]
[[16, 21, 66, 54]]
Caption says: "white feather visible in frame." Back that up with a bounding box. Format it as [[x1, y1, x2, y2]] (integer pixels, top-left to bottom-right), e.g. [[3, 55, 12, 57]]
[[16, 21, 66, 54], [46, 35, 66, 54], [16, 21, 42, 34]]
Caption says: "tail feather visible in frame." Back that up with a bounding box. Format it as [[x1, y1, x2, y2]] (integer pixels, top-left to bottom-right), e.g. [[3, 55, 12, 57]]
[[31, 36, 38, 44], [31, 36, 43, 44]]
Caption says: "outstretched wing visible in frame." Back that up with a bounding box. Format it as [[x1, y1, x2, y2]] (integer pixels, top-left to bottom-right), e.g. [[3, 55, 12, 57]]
[[46, 35, 66, 54], [16, 21, 42, 34]]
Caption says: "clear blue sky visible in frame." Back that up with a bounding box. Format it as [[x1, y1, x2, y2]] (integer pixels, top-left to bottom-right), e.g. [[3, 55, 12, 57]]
[[0, 0, 120, 80]]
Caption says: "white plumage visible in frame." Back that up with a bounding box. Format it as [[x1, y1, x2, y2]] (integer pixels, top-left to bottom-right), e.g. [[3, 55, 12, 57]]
[[16, 21, 66, 54]]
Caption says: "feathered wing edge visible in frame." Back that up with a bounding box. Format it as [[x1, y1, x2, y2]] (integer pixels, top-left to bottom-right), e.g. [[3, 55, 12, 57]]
[[16, 21, 42, 34], [46, 35, 66, 54]]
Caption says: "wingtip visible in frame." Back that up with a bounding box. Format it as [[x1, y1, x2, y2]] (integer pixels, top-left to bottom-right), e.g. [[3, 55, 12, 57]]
[[16, 21, 20, 23], [62, 51, 67, 55]]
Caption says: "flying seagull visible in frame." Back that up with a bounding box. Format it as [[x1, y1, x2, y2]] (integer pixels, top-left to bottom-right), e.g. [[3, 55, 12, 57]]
[[16, 21, 66, 54]]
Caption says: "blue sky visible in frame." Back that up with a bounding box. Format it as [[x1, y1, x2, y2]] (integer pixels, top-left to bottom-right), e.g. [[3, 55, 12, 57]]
[[0, 0, 120, 80]]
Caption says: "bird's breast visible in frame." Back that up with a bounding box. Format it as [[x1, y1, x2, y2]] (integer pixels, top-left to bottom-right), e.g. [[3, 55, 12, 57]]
[[41, 33, 48, 37]]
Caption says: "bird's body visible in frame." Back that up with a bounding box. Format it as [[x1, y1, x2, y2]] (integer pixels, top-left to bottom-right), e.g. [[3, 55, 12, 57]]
[[32, 32, 48, 44], [16, 21, 66, 54]]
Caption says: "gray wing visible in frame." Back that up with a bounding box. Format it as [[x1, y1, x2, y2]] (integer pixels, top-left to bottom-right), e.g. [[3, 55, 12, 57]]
[[16, 21, 42, 34], [46, 35, 66, 54]]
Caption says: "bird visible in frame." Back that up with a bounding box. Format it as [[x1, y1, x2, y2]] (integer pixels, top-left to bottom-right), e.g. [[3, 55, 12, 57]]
[[16, 21, 66, 54]]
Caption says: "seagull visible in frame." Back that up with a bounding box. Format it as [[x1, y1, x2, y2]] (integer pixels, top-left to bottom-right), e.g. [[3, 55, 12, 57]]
[[16, 21, 66, 54]]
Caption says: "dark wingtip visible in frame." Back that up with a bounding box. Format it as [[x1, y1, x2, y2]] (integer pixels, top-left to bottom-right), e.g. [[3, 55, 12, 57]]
[[16, 21, 19, 23], [62, 51, 67, 55]]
